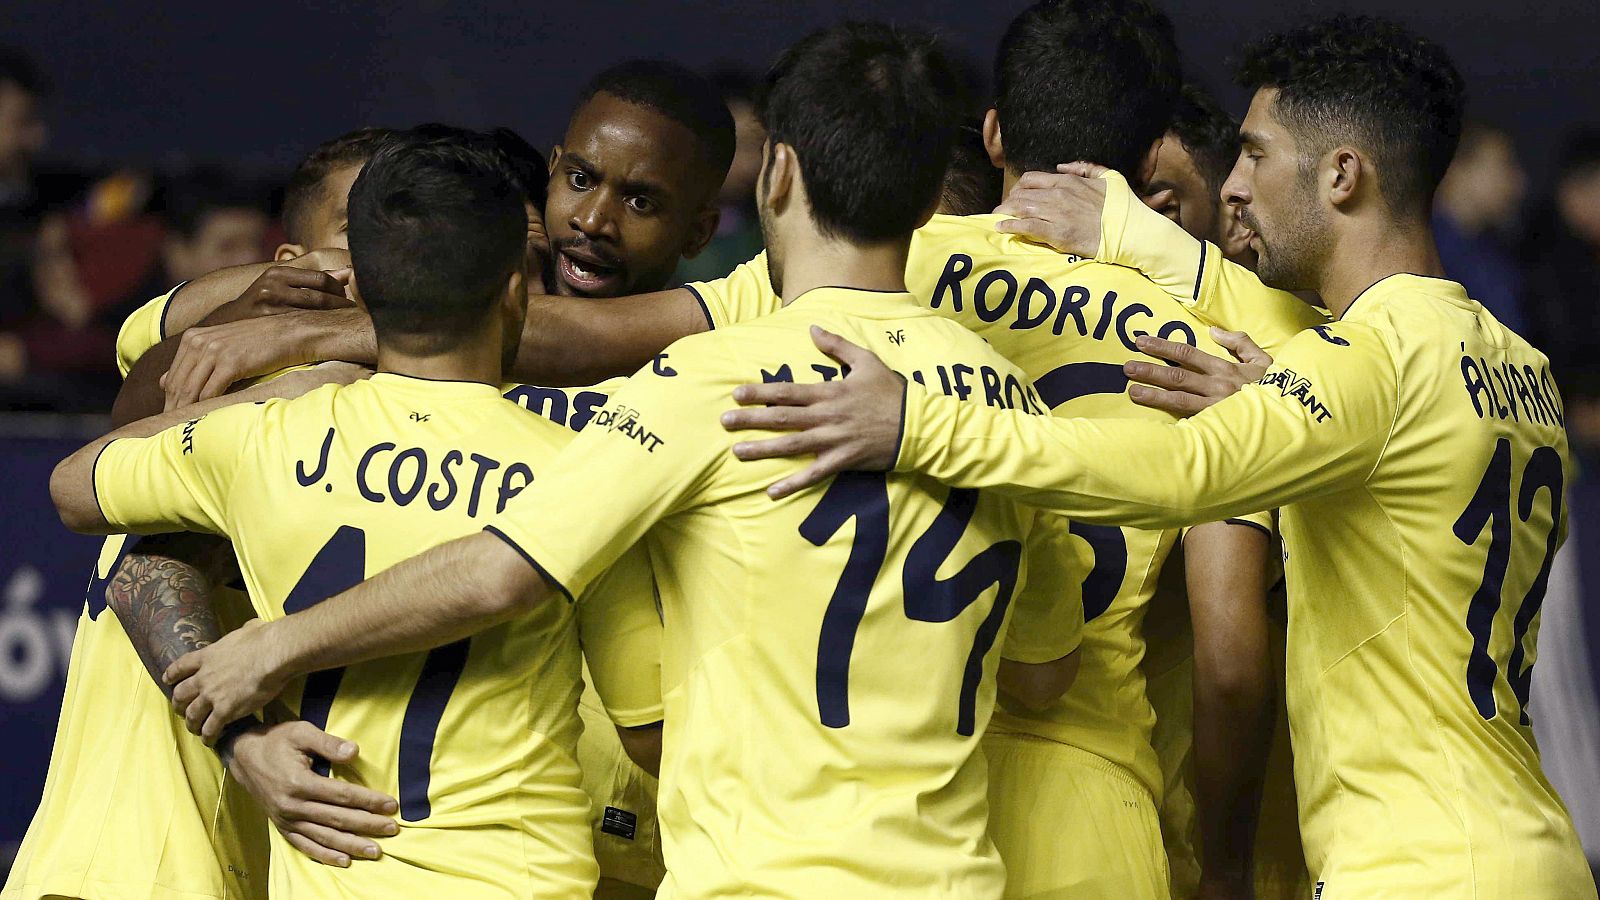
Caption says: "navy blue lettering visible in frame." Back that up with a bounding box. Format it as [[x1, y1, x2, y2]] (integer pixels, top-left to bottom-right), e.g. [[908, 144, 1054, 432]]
[[973, 270, 1018, 323], [388, 448, 427, 506], [1013, 278, 1055, 330], [465, 454, 501, 518], [1157, 320, 1198, 346], [356, 443, 395, 503], [762, 365, 794, 383], [1055, 285, 1091, 336], [929, 254, 972, 311], [496, 463, 534, 514], [296, 427, 335, 487], [1462, 357, 1489, 418], [951, 364, 975, 401], [1113, 302, 1154, 352], [429, 450, 462, 511], [1091, 290, 1117, 340], [980, 366, 1004, 407]]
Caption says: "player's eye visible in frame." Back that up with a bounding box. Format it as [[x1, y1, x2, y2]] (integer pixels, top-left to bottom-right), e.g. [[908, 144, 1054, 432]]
[[626, 195, 656, 214], [568, 170, 592, 191]]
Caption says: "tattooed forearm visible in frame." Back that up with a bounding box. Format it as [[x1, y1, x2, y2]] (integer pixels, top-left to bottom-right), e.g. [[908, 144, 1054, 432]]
[[106, 533, 236, 698]]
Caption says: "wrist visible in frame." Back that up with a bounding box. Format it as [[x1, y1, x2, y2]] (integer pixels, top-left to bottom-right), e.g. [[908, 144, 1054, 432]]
[[214, 715, 266, 769]]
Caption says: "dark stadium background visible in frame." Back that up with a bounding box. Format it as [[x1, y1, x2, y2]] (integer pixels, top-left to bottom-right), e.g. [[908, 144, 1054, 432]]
[[3, 0, 1599, 877]]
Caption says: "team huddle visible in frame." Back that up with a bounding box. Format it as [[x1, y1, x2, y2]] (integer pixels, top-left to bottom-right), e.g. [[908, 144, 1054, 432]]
[[5, 0, 1595, 898]]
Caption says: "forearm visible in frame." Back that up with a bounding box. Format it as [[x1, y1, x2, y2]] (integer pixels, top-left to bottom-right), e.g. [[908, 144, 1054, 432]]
[[509, 289, 707, 386], [1185, 522, 1273, 883], [59, 372, 348, 533], [106, 534, 233, 696], [163, 263, 274, 335], [265, 532, 545, 680]]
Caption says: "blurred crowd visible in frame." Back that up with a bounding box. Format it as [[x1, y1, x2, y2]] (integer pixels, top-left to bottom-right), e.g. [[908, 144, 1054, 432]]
[[2, 43, 1599, 460]]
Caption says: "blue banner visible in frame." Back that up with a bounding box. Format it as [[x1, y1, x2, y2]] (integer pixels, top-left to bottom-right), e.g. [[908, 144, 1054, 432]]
[[0, 435, 103, 845]]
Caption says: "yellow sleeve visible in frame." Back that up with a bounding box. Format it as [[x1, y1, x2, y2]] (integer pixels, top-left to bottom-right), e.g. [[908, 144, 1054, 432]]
[[114, 283, 185, 377], [577, 541, 664, 727], [685, 252, 780, 329], [484, 343, 732, 600], [1098, 171, 1327, 353], [92, 400, 262, 535], [1182, 509, 1275, 542], [1001, 511, 1084, 664], [895, 322, 1398, 527]]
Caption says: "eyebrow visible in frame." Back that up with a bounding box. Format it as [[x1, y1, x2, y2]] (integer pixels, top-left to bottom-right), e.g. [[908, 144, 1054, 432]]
[[1141, 179, 1179, 197], [1239, 130, 1267, 147]]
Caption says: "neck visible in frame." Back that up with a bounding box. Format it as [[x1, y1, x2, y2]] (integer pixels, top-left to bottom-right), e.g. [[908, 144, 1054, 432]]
[[777, 231, 910, 305], [1317, 216, 1443, 318], [374, 330, 504, 386]]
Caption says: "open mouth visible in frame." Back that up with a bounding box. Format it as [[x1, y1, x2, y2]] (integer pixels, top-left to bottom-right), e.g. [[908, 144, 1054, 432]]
[[557, 249, 623, 295]]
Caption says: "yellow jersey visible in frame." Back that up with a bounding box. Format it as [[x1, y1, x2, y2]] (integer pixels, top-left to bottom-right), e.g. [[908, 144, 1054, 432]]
[[894, 272, 1594, 897], [691, 220, 1310, 802], [485, 287, 1084, 899], [5, 283, 270, 900], [91, 374, 663, 898]]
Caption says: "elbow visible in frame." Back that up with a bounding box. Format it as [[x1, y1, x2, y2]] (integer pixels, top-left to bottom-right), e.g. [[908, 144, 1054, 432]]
[[476, 533, 546, 619], [1000, 651, 1080, 712], [50, 457, 103, 534]]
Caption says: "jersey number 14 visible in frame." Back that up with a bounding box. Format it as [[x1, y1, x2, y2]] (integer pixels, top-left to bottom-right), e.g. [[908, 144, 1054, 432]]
[[801, 472, 1022, 737]]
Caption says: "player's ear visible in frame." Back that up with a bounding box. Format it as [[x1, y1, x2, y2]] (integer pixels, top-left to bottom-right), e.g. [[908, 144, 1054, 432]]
[[274, 242, 306, 262], [1328, 147, 1363, 208], [1137, 138, 1162, 188], [982, 108, 1006, 171], [681, 205, 721, 260], [547, 145, 563, 175], [766, 141, 797, 211], [345, 270, 367, 313]]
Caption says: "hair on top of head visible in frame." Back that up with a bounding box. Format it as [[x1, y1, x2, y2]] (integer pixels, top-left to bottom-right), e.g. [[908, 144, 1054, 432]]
[[161, 167, 267, 240], [995, 0, 1181, 178], [1168, 84, 1240, 195], [760, 21, 966, 243], [1235, 14, 1465, 215], [346, 124, 528, 351], [573, 59, 737, 187], [283, 127, 396, 246], [486, 127, 548, 212]]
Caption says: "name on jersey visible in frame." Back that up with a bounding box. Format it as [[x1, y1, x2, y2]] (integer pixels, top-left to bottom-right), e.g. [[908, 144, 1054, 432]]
[[1460, 352, 1564, 428], [294, 427, 533, 516], [1259, 369, 1333, 423], [763, 358, 1046, 415], [928, 253, 1199, 352]]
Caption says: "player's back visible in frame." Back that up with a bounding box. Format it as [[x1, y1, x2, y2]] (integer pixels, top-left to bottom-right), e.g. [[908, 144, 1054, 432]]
[[1280, 276, 1589, 895], [590, 288, 1073, 897], [906, 212, 1253, 798], [211, 375, 595, 898]]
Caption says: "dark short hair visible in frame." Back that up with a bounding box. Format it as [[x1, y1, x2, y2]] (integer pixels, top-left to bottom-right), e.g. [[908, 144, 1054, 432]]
[[572, 59, 736, 191], [941, 125, 1003, 216], [486, 127, 548, 212], [347, 126, 527, 351], [161, 167, 267, 240], [283, 127, 395, 245], [995, 0, 1180, 178], [1235, 14, 1465, 216], [1169, 84, 1239, 196], [761, 21, 965, 242], [0, 47, 50, 98]]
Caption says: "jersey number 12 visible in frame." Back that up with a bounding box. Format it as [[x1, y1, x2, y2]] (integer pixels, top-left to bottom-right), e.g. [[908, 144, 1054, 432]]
[[1453, 439, 1562, 725]]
